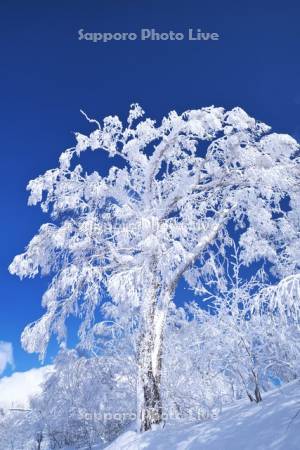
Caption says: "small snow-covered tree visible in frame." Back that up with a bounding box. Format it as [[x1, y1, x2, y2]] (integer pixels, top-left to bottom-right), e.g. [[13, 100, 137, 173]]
[[181, 250, 300, 407], [252, 274, 300, 383], [28, 348, 135, 449], [163, 305, 233, 420], [9, 104, 300, 431], [0, 409, 32, 450]]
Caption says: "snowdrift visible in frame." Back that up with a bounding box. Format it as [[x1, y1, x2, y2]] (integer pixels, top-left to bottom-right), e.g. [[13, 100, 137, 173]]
[[105, 380, 300, 450]]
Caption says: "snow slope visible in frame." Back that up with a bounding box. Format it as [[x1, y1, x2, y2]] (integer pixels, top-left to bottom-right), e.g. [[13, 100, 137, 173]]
[[105, 380, 300, 450]]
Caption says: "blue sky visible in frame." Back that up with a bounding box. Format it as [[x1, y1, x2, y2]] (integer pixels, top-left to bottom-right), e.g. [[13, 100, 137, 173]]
[[1, 0, 300, 374]]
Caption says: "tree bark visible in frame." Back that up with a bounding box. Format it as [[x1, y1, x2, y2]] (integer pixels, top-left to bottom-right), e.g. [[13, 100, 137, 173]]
[[136, 279, 170, 432], [254, 384, 262, 403], [136, 210, 231, 432], [137, 346, 163, 432], [137, 298, 168, 432]]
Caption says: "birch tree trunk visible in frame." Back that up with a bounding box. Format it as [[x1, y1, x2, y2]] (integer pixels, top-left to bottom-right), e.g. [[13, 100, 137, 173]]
[[136, 277, 171, 432], [136, 211, 231, 432]]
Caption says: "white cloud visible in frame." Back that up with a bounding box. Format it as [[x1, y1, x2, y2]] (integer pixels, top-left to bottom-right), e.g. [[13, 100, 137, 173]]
[[0, 366, 52, 410], [0, 341, 14, 374]]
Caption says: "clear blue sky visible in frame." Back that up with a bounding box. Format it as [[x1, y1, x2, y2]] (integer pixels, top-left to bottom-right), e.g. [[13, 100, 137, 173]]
[[1, 0, 300, 373]]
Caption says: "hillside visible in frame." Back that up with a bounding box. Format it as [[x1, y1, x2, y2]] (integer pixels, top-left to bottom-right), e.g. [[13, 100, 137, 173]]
[[105, 380, 300, 450]]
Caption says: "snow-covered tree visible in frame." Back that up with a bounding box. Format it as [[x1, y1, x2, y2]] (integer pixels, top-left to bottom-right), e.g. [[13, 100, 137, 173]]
[[30, 348, 135, 449], [163, 305, 233, 420], [0, 409, 33, 450], [9, 104, 300, 431], [177, 248, 300, 408]]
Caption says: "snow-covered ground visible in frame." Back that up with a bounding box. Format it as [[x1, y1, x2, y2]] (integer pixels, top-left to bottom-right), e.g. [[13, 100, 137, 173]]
[[105, 380, 300, 450]]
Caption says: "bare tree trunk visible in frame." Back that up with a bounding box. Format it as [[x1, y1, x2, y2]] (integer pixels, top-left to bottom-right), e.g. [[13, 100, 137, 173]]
[[137, 345, 162, 431], [252, 369, 262, 403], [254, 383, 262, 403], [137, 302, 167, 432], [136, 216, 230, 432], [136, 281, 170, 432], [247, 393, 254, 402]]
